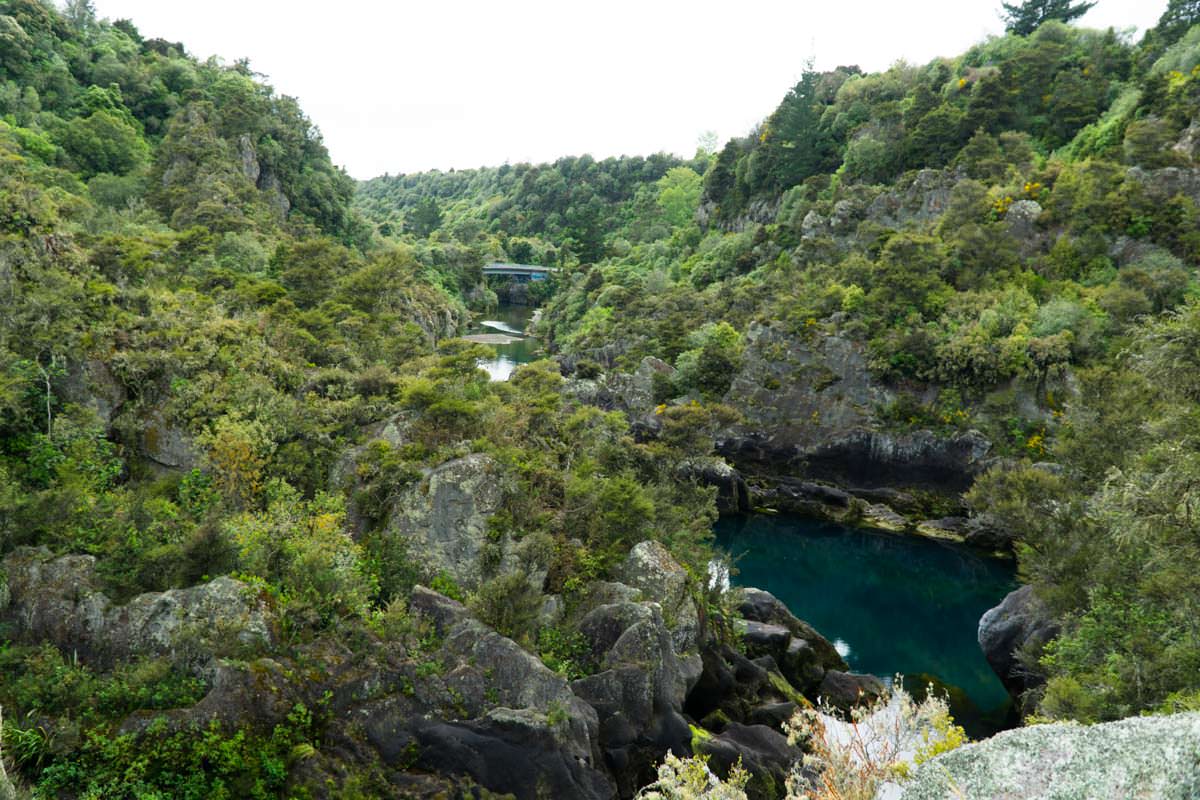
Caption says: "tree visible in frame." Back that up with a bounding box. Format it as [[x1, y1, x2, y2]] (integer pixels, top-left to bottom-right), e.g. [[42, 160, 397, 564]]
[[1001, 0, 1096, 35], [656, 166, 703, 228], [1151, 0, 1200, 48], [406, 196, 442, 237]]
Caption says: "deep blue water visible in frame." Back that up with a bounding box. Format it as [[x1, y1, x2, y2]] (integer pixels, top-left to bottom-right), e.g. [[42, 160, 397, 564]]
[[715, 514, 1017, 733]]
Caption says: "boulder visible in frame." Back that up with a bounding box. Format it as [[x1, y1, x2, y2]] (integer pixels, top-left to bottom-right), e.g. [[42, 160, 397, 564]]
[[738, 588, 847, 684], [817, 670, 886, 712], [978, 584, 1058, 700], [0, 547, 274, 666], [685, 644, 808, 732], [697, 722, 801, 800], [388, 453, 516, 591], [897, 712, 1200, 800], [571, 600, 693, 796], [616, 541, 700, 653], [402, 587, 614, 799]]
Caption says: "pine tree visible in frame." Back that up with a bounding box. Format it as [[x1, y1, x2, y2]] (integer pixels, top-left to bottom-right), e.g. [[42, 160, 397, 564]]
[[1152, 0, 1200, 48], [1001, 0, 1097, 36]]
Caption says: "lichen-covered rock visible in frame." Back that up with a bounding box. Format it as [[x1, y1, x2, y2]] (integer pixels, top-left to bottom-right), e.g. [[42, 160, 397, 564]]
[[0, 547, 274, 666], [141, 408, 198, 470], [896, 712, 1200, 800], [617, 541, 700, 654], [978, 584, 1058, 700], [388, 453, 514, 591]]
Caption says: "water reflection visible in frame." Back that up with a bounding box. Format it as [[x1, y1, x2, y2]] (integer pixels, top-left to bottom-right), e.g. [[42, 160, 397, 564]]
[[465, 304, 540, 381]]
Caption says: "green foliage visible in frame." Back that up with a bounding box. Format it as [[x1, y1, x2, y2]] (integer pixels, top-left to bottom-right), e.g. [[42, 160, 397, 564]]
[[1002, 1, 1097, 38]]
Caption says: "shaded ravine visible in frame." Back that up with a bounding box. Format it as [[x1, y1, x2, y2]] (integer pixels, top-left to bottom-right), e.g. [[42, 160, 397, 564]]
[[716, 513, 1017, 737]]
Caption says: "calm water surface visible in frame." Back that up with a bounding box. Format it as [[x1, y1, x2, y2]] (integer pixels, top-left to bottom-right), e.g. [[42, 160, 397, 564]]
[[469, 303, 540, 380], [715, 514, 1017, 735]]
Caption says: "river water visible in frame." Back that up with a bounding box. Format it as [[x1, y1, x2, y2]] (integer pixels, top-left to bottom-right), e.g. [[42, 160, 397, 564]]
[[715, 513, 1017, 736], [465, 303, 540, 381]]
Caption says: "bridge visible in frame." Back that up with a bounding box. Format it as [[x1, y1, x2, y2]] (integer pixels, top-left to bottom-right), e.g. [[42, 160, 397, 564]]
[[482, 262, 558, 282]]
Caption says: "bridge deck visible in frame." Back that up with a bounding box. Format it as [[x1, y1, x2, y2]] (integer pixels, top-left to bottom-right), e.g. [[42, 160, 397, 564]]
[[483, 262, 558, 275]]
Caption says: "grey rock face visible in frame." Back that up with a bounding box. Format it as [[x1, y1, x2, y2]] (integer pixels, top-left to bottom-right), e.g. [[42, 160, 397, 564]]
[[59, 359, 126, 431], [388, 453, 514, 591], [1004, 199, 1043, 254], [142, 408, 198, 470], [571, 599, 694, 796], [0, 547, 274, 666], [724, 323, 994, 495], [616, 541, 700, 654], [897, 712, 1200, 800], [978, 584, 1059, 700], [401, 586, 614, 800]]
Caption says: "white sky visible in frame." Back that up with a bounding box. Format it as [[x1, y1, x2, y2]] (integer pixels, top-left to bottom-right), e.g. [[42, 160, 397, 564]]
[[90, 0, 1167, 179]]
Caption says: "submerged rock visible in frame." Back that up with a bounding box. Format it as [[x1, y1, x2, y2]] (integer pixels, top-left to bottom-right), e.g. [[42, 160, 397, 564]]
[[897, 712, 1200, 800], [978, 585, 1058, 701]]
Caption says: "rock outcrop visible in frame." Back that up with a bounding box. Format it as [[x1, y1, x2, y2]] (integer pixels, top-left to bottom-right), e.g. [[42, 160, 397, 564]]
[[737, 587, 848, 695], [387, 453, 519, 591], [571, 600, 695, 796], [697, 722, 801, 800], [677, 457, 749, 514], [978, 584, 1058, 702], [0, 547, 274, 666], [382, 587, 615, 800], [723, 323, 995, 497], [616, 540, 701, 654], [897, 712, 1200, 800]]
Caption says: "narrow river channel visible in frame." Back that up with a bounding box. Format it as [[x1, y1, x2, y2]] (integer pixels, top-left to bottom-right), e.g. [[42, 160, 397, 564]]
[[466, 303, 540, 381]]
